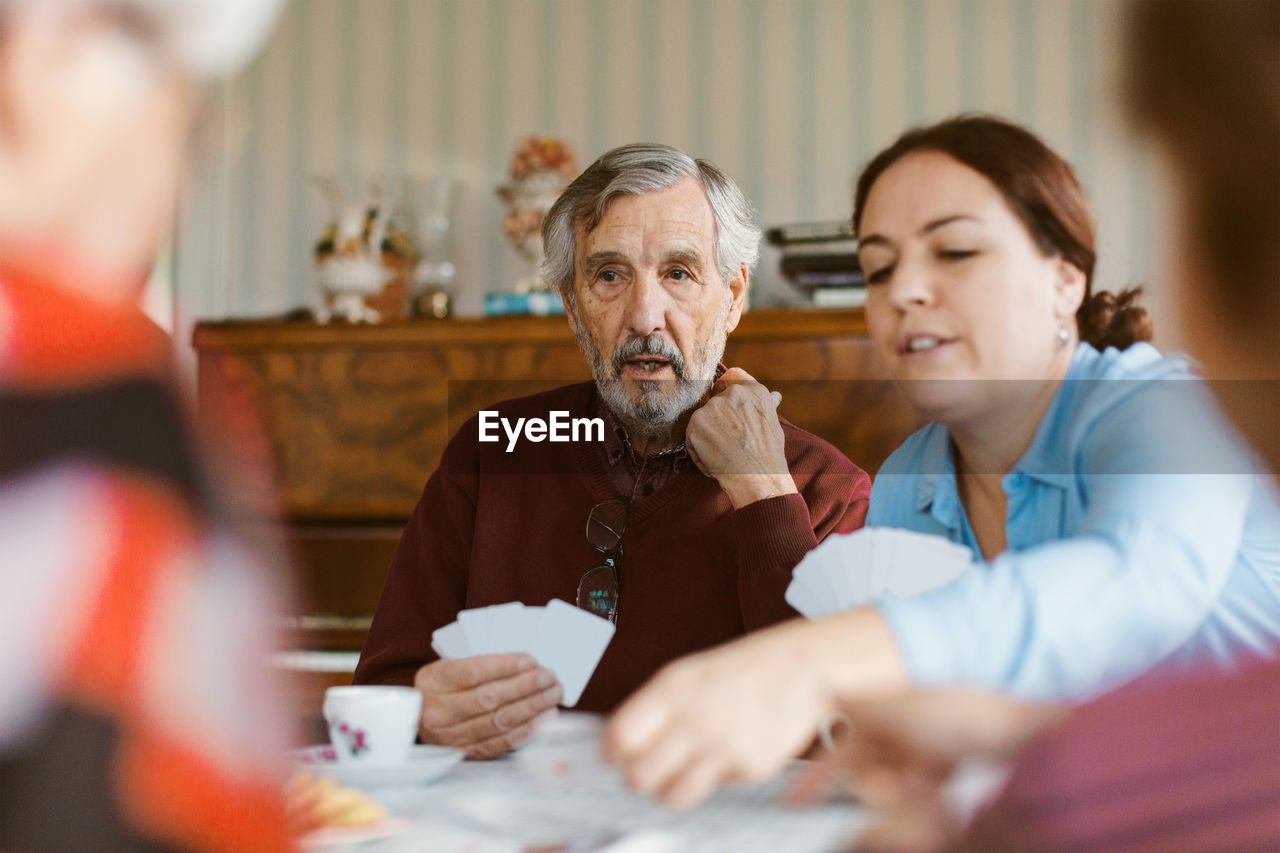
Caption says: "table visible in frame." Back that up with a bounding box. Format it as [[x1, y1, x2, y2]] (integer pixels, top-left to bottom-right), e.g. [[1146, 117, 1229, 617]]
[[301, 707, 1011, 852], [301, 712, 870, 851], [328, 757, 870, 852]]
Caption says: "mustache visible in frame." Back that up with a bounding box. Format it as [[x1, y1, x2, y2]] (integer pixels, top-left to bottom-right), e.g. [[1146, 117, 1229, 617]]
[[612, 335, 686, 379]]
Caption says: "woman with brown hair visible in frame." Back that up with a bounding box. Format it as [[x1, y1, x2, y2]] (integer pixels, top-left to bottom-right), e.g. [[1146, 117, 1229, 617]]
[[844, 114, 1277, 702], [601, 112, 1280, 810], [800, 4, 1280, 849]]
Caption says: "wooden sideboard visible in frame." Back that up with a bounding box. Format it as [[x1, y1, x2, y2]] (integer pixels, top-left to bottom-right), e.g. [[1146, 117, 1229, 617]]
[[193, 308, 923, 713]]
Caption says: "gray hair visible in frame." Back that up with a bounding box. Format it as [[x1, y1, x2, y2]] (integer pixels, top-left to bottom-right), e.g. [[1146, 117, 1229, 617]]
[[540, 142, 761, 304]]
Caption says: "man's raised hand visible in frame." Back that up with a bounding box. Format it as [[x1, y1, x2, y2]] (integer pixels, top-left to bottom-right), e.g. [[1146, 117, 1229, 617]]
[[686, 367, 798, 508]]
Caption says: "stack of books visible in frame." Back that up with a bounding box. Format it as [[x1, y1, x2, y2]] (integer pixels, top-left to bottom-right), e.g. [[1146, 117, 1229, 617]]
[[765, 221, 866, 308]]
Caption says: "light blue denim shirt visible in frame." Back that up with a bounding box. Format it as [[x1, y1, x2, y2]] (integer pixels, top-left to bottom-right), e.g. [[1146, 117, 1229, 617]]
[[869, 342, 1280, 703]]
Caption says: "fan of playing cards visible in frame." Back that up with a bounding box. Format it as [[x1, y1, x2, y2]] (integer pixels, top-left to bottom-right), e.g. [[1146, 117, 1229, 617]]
[[785, 527, 977, 618], [431, 599, 615, 708]]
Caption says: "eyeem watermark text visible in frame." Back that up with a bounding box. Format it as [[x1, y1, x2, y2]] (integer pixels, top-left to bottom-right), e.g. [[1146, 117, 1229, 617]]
[[478, 410, 605, 452]]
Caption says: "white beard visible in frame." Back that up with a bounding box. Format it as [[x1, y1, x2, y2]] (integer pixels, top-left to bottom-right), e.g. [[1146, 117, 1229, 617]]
[[574, 296, 731, 443]]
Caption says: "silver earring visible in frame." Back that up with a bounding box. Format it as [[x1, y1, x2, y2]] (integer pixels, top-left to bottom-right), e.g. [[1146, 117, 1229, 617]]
[[1056, 327, 1070, 349]]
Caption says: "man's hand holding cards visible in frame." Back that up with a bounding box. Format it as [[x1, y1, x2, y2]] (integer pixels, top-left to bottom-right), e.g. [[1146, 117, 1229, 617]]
[[413, 600, 615, 759]]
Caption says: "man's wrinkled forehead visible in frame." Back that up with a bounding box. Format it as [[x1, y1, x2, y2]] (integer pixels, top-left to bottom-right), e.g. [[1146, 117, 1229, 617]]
[[573, 182, 717, 261]]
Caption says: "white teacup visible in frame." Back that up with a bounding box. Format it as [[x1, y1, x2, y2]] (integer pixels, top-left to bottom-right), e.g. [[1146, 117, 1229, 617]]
[[322, 685, 422, 764]]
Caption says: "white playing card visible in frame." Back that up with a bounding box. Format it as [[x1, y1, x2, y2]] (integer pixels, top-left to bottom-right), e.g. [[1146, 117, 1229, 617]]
[[788, 531, 872, 617], [789, 538, 831, 616], [869, 527, 895, 598], [431, 620, 470, 659], [458, 602, 528, 655], [880, 529, 974, 597], [795, 556, 842, 611], [529, 598, 615, 708], [786, 527, 976, 619], [829, 531, 875, 607], [516, 711, 617, 791], [512, 605, 545, 647], [784, 575, 822, 616]]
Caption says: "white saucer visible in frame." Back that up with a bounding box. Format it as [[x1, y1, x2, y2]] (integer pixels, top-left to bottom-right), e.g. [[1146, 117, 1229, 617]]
[[293, 743, 464, 788]]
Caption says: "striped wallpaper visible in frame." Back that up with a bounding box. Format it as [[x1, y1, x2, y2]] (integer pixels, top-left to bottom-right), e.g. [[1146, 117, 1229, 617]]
[[175, 0, 1172, 343]]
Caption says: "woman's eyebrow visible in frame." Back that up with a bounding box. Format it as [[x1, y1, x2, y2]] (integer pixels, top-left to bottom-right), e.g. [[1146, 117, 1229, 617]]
[[859, 214, 980, 248], [921, 214, 980, 234]]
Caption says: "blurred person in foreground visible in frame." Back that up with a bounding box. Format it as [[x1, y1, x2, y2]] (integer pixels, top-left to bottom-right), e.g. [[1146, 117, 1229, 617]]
[[796, 1, 1280, 850], [0, 1, 291, 850], [603, 106, 1280, 810]]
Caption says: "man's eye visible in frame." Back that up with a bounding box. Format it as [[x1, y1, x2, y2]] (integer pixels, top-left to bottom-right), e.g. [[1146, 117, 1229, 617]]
[[939, 249, 977, 261], [667, 269, 690, 281], [865, 265, 893, 285], [598, 270, 621, 283]]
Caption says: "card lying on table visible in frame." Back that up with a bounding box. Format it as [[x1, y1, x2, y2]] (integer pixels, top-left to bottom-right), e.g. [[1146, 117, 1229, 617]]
[[786, 527, 976, 619], [515, 711, 618, 791], [432, 600, 614, 707]]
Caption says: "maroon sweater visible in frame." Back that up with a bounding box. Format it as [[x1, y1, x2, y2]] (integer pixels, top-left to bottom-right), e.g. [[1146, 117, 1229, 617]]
[[354, 380, 870, 712]]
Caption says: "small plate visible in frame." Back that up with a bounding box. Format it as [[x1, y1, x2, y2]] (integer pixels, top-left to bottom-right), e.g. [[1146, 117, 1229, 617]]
[[293, 743, 464, 788]]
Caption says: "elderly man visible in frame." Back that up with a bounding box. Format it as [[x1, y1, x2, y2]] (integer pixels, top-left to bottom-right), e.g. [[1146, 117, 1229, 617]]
[[353, 143, 870, 758]]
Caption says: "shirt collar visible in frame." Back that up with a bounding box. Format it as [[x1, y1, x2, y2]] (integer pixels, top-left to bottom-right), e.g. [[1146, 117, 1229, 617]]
[[911, 346, 1091, 523], [594, 389, 689, 468], [1005, 344, 1093, 489], [911, 426, 964, 533]]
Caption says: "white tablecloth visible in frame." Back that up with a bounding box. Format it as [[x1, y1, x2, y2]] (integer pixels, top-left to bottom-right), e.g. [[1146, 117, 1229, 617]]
[[317, 756, 869, 852]]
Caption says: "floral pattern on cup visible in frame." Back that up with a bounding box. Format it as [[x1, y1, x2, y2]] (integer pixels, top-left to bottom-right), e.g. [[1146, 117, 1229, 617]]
[[332, 717, 370, 756]]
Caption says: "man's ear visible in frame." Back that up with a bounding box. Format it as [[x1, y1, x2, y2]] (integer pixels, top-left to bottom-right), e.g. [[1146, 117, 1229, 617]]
[[561, 287, 579, 336], [724, 265, 748, 334], [1053, 257, 1087, 318]]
